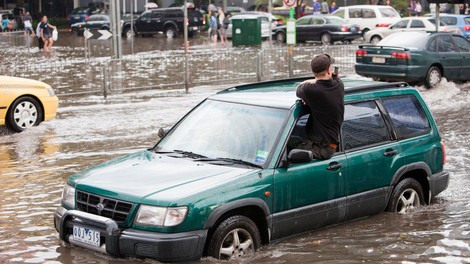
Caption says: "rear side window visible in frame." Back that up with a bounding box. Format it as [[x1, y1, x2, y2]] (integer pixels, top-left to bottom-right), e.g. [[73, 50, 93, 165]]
[[379, 7, 400, 18], [333, 9, 345, 18], [438, 35, 458, 52], [342, 101, 390, 150], [382, 95, 430, 140], [410, 20, 425, 28], [453, 36, 470, 52]]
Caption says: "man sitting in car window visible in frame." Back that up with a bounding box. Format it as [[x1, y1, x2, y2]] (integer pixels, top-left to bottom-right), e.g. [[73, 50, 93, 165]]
[[295, 54, 345, 160]]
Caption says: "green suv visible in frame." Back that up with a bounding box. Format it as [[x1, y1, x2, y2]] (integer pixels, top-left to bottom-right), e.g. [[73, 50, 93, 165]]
[[54, 77, 449, 262]]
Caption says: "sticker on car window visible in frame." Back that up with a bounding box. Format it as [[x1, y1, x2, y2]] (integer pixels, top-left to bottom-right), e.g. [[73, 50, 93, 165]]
[[255, 150, 269, 164]]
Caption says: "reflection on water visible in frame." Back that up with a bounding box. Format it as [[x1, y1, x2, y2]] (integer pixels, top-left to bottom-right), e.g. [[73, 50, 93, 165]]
[[0, 80, 469, 263]]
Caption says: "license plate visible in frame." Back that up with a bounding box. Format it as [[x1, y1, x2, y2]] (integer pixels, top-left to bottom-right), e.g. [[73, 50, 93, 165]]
[[72, 225, 100, 247], [372, 57, 385, 64]]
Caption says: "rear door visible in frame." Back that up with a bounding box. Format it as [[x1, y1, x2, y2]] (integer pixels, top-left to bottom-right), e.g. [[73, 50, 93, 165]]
[[452, 35, 470, 81], [436, 34, 462, 81], [342, 100, 404, 220], [295, 16, 312, 41]]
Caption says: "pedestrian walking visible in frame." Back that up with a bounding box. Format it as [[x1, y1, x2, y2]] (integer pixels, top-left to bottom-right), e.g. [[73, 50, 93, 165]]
[[208, 10, 218, 46], [313, 0, 321, 14], [2, 15, 11, 31], [36, 22, 44, 49], [39, 16, 57, 51], [321, 0, 329, 14], [23, 12, 34, 36], [329, 1, 337, 13], [217, 7, 228, 46], [414, 1, 422, 16]]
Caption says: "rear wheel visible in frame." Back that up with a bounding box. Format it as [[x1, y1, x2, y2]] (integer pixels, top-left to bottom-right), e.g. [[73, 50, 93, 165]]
[[207, 215, 261, 260], [386, 178, 424, 214], [165, 27, 177, 38], [276, 32, 286, 43], [123, 27, 134, 38], [321, 33, 331, 45], [425, 66, 442, 89], [6, 96, 43, 132]]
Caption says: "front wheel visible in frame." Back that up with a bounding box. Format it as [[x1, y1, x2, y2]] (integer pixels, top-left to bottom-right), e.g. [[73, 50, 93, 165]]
[[276, 32, 286, 43], [386, 178, 424, 214], [6, 96, 43, 132], [207, 215, 261, 260], [165, 27, 177, 38], [425, 66, 442, 89], [321, 33, 331, 45], [123, 27, 134, 38], [371, 35, 382, 44]]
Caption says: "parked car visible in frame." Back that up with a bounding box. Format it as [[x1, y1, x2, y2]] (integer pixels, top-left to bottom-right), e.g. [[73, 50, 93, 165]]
[[331, 5, 401, 36], [54, 76, 448, 262], [67, 6, 101, 26], [226, 14, 276, 39], [122, 7, 204, 38], [355, 32, 470, 88], [70, 14, 111, 36], [426, 14, 470, 38], [273, 15, 361, 44], [226, 6, 246, 16], [0, 76, 58, 132], [237, 11, 283, 27], [364, 17, 460, 44]]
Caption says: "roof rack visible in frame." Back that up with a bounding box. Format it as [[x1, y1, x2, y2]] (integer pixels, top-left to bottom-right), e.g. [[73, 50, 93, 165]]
[[217, 76, 311, 94], [345, 81, 409, 94]]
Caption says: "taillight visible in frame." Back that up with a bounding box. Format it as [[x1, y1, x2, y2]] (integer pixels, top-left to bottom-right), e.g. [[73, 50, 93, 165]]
[[356, 49, 367, 57], [341, 26, 349, 32], [391, 51, 410, 59], [202, 16, 206, 25], [185, 18, 189, 26], [441, 141, 446, 165], [376, 23, 390, 27], [464, 25, 470, 31], [84, 15, 89, 21], [278, 19, 283, 25], [67, 15, 71, 21]]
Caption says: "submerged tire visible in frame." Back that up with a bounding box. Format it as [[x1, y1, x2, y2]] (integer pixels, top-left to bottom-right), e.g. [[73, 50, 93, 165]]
[[387, 178, 424, 214], [425, 66, 442, 89], [321, 33, 332, 45], [276, 32, 286, 43], [207, 215, 261, 260]]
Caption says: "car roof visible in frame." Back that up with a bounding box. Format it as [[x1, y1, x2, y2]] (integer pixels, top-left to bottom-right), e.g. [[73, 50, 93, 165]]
[[210, 77, 409, 109], [337, 5, 396, 9]]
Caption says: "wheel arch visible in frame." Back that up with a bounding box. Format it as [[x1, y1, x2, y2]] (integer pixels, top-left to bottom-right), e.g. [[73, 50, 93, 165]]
[[389, 162, 432, 205], [163, 21, 179, 32], [6, 94, 45, 122], [203, 198, 271, 248]]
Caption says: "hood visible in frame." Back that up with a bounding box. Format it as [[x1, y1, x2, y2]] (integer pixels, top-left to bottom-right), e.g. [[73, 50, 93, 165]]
[[70, 150, 254, 205], [0, 75, 49, 89]]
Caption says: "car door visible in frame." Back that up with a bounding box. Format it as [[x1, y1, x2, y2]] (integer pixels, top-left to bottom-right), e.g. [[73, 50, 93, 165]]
[[272, 113, 348, 240], [436, 34, 462, 81], [452, 35, 470, 81], [342, 100, 404, 221], [134, 11, 153, 33], [295, 16, 312, 41]]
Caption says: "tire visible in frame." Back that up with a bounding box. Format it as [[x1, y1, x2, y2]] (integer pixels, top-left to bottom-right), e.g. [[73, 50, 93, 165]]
[[321, 33, 331, 45], [386, 178, 424, 214], [371, 35, 382, 44], [123, 27, 134, 38], [276, 32, 286, 43], [6, 96, 43, 132], [362, 28, 370, 38], [207, 215, 261, 260], [165, 27, 177, 38], [424, 66, 442, 89]]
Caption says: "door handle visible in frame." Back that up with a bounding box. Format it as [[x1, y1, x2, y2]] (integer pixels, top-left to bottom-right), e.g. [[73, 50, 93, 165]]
[[327, 162, 343, 170], [384, 149, 398, 156]]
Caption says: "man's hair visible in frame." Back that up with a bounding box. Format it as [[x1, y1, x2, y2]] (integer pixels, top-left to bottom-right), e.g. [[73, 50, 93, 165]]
[[310, 54, 335, 75]]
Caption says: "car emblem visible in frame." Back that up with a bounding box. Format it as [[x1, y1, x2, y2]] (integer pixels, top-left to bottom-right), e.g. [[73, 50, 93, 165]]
[[96, 203, 105, 213], [377, 51, 381, 54]]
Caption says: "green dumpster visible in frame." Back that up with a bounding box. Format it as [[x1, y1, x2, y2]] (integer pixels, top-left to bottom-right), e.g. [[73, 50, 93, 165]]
[[231, 16, 262, 46]]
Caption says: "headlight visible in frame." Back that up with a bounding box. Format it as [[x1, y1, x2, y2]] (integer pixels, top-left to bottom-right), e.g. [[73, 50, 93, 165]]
[[46, 86, 56, 97], [134, 205, 188, 227], [62, 184, 75, 208]]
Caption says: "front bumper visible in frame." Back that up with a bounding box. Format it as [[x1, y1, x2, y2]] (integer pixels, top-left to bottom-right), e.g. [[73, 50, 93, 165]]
[[430, 170, 450, 197], [54, 206, 207, 262]]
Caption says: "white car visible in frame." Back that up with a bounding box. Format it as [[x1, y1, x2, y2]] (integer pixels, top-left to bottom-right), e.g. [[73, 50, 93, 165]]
[[331, 5, 401, 35], [364, 17, 461, 43], [225, 14, 277, 39]]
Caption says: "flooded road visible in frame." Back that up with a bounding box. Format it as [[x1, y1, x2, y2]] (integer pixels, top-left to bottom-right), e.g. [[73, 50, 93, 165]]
[[0, 77, 469, 263]]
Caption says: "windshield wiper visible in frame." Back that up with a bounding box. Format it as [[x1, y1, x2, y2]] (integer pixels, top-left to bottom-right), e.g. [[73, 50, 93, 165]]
[[197, 157, 263, 169], [173, 150, 208, 159]]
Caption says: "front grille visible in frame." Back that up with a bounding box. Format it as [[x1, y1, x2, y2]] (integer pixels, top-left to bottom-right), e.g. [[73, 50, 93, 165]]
[[76, 190, 133, 223]]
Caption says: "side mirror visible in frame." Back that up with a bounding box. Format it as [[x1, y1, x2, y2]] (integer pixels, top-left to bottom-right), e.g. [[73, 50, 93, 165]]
[[158, 128, 168, 138], [287, 149, 313, 164]]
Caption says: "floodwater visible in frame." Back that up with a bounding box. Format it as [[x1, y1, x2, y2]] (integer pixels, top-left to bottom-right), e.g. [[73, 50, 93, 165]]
[[0, 33, 470, 263]]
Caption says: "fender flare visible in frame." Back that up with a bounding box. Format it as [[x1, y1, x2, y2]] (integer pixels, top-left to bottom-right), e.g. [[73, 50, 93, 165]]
[[388, 161, 432, 203], [203, 198, 270, 230]]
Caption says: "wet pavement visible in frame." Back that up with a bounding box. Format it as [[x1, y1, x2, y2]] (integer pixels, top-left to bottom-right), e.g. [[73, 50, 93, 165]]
[[0, 78, 469, 263], [1, 32, 470, 263]]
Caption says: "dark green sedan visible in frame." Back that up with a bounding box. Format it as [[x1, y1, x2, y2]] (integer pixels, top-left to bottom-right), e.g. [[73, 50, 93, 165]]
[[355, 32, 470, 88]]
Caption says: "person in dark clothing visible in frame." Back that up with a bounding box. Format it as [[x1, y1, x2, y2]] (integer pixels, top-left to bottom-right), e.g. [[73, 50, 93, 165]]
[[295, 54, 344, 160]]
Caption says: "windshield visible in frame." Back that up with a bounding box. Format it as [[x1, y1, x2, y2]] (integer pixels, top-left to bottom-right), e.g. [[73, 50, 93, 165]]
[[156, 100, 288, 166]]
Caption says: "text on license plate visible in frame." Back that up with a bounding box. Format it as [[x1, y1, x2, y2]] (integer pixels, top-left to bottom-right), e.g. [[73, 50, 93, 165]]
[[73, 225, 100, 247], [372, 57, 386, 64]]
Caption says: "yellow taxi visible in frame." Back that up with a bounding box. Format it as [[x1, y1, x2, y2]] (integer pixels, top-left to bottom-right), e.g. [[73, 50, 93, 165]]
[[0, 76, 59, 132]]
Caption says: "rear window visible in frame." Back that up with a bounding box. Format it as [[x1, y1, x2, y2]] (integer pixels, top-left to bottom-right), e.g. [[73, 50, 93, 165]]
[[382, 95, 430, 140], [440, 16, 457, 25], [342, 101, 390, 150], [379, 7, 400, 18], [464, 17, 470, 24], [379, 32, 429, 49]]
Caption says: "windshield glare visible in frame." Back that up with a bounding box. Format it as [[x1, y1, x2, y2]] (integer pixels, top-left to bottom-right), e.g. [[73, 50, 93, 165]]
[[157, 100, 288, 166]]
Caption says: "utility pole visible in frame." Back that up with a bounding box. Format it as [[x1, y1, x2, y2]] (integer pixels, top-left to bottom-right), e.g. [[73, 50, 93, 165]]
[[109, 0, 122, 59]]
